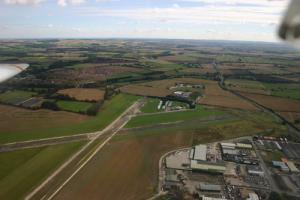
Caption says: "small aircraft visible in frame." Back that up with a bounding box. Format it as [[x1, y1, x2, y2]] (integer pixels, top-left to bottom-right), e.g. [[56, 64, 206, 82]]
[[0, 64, 29, 83]]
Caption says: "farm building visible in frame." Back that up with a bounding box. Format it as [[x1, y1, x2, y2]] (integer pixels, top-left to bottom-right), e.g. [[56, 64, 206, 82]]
[[199, 183, 222, 192], [191, 160, 226, 174]]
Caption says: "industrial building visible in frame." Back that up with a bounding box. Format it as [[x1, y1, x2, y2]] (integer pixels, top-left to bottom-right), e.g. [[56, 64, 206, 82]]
[[193, 145, 207, 161], [220, 142, 252, 150], [220, 143, 236, 150], [272, 161, 289, 172], [247, 165, 264, 176], [236, 143, 252, 149], [201, 196, 227, 200], [191, 160, 226, 174], [246, 192, 259, 200], [286, 161, 300, 173], [199, 183, 222, 192]]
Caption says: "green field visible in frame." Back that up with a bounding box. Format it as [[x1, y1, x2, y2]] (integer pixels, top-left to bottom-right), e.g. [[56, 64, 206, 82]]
[[125, 105, 224, 128], [0, 90, 37, 104], [140, 98, 161, 113], [264, 83, 300, 100], [57, 100, 93, 113], [0, 94, 139, 144], [0, 141, 85, 200]]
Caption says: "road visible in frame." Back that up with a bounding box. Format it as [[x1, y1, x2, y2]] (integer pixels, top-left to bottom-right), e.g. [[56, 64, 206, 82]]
[[25, 99, 145, 200], [253, 142, 279, 192], [215, 62, 300, 141]]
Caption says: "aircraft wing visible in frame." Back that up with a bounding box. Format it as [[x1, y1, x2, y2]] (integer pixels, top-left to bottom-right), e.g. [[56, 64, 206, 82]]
[[279, 0, 300, 43], [0, 64, 29, 83]]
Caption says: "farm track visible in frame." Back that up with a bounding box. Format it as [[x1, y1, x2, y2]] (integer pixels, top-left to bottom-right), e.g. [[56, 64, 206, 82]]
[[25, 98, 145, 200]]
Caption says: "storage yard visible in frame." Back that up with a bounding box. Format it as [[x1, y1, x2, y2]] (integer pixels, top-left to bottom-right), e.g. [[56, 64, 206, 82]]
[[161, 136, 300, 200]]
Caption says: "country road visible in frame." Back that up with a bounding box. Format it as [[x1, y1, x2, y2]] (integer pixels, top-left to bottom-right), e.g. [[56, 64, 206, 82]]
[[215, 63, 300, 141], [25, 98, 145, 200]]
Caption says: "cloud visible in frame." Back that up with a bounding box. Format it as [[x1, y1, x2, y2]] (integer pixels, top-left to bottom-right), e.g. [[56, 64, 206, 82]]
[[75, 2, 286, 25], [4, 0, 44, 5], [57, 0, 86, 7], [57, 0, 67, 7]]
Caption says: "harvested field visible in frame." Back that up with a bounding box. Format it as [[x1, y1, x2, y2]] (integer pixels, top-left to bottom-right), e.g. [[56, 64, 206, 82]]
[[0, 105, 89, 134], [48, 66, 142, 84], [198, 82, 257, 110], [278, 112, 300, 128], [120, 78, 257, 110], [239, 92, 300, 112], [57, 88, 105, 102], [225, 79, 269, 95]]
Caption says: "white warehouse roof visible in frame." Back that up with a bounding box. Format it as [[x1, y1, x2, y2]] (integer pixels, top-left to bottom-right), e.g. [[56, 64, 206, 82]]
[[202, 196, 227, 200], [191, 160, 226, 173], [194, 145, 207, 161], [236, 143, 252, 149], [220, 143, 236, 149]]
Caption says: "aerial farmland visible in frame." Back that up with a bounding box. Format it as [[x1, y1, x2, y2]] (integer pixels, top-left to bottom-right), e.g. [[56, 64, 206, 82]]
[[0, 39, 299, 200]]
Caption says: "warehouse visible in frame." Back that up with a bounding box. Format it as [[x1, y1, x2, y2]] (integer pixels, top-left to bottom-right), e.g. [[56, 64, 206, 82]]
[[286, 161, 300, 173], [191, 160, 226, 174], [222, 149, 238, 156], [247, 165, 264, 176], [201, 196, 227, 200], [236, 143, 252, 149], [193, 145, 207, 161], [199, 183, 222, 192], [272, 161, 289, 172], [220, 143, 236, 150]]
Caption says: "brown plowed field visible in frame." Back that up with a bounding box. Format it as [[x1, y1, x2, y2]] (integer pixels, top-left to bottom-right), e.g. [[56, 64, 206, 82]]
[[239, 92, 300, 112], [57, 88, 105, 101]]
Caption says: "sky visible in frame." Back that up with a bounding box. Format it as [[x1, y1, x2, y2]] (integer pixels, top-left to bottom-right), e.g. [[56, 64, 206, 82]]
[[0, 0, 290, 42]]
